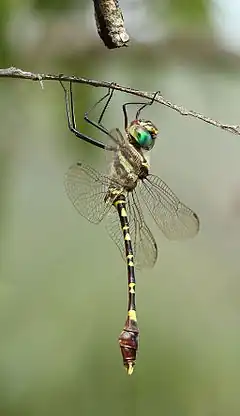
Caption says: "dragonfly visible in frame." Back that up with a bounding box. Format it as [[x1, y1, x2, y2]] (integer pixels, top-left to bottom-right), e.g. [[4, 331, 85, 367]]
[[60, 79, 200, 375]]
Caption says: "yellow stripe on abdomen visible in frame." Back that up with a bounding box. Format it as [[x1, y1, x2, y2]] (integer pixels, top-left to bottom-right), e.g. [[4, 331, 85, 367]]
[[129, 282, 135, 293], [121, 207, 127, 217], [128, 309, 137, 321], [125, 233, 131, 241]]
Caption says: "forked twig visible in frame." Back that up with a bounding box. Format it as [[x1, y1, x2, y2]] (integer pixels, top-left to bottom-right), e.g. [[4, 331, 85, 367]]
[[0, 66, 239, 136]]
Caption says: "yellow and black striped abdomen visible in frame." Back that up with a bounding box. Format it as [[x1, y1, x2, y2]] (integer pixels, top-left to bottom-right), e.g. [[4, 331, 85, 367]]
[[114, 195, 139, 375]]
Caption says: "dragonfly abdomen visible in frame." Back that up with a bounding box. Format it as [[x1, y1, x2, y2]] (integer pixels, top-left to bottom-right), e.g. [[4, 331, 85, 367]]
[[114, 194, 139, 375]]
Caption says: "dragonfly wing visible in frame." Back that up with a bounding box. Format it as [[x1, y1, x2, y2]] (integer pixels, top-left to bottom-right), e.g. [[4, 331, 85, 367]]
[[65, 162, 116, 224], [105, 192, 158, 269], [130, 192, 158, 269], [105, 206, 133, 263], [104, 128, 123, 171], [139, 174, 199, 239], [109, 128, 125, 146]]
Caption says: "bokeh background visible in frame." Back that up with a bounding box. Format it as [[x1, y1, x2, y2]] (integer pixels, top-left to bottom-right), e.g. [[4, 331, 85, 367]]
[[1, 0, 240, 414]]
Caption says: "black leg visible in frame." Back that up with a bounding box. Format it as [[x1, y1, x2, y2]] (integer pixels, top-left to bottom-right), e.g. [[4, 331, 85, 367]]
[[122, 91, 161, 129], [69, 81, 77, 129], [84, 83, 115, 136], [98, 87, 115, 125], [135, 91, 160, 119], [59, 79, 115, 151]]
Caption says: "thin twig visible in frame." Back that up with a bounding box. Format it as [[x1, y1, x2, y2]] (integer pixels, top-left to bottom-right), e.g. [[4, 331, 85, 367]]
[[0, 66, 239, 136], [93, 0, 129, 49]]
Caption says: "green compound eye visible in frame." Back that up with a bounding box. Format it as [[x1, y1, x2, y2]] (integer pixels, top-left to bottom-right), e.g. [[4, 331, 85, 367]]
[[136, 130, 153, 149]]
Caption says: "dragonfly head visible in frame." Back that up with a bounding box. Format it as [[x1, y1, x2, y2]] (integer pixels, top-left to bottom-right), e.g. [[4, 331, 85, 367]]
[[127, 119, 158, 151]]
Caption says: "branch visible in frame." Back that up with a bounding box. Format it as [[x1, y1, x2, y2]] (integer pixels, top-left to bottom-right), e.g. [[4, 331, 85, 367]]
[[0, 66, 239, 136], [93, 0, 129, 49]]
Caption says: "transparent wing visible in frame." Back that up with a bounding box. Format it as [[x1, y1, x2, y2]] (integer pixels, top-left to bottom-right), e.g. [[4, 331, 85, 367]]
[[64, 162, 117, 224], [130, 192, 158, 269], [105, 191, 158, 269], [139, 174, 199, 239], [104, 128, 124, 172], [109, 128, 125, 146]]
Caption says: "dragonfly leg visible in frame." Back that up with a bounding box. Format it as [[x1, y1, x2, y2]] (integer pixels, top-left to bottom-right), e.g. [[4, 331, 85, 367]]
[[122, 91, 161, 129], [84, 83, 115, 136], [135, 90, 160, 119], [59, 78, 114, 151]]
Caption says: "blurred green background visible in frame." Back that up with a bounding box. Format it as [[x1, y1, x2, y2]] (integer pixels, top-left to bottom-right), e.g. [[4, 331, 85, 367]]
[[1, 0, 240, 414]]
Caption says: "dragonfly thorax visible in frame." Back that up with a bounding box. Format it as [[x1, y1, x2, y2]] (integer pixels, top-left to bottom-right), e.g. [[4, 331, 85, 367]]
[[109, 143, 149, 194]]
